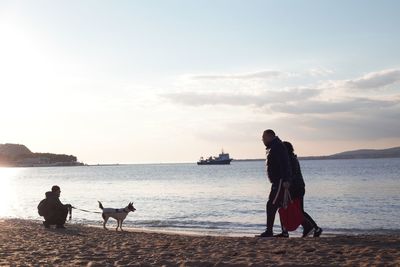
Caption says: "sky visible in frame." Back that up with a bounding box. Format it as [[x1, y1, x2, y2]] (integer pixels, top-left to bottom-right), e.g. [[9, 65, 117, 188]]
[[0, 0, 399, 164]]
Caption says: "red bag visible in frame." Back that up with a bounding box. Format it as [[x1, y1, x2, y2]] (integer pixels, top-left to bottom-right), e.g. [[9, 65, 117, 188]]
[[278, 189, 303, 231]]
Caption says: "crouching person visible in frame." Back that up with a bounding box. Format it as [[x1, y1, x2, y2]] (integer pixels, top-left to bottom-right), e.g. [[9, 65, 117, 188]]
[[38, 185, 71, 229]]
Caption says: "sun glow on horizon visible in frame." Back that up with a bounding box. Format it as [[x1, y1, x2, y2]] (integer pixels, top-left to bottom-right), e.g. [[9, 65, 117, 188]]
[[0, 168, 20, 217]]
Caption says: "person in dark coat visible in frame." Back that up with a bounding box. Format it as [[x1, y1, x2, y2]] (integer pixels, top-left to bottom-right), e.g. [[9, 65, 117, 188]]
[[258, 129, 292, 237], [39, 185, 71, 229], [275, 141, 323, 237]]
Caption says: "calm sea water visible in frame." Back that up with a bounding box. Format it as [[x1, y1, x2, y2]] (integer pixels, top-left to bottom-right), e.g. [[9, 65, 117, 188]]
[[0, 158, 399, 236]]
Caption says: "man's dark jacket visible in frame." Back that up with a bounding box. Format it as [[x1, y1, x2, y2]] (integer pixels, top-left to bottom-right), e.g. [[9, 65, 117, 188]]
[[41, 191, 68, 217], [266, 137, 292, 185]]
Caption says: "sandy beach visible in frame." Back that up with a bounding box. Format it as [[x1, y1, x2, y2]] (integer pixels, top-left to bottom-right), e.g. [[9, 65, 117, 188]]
[[0, 219, 398, 266]]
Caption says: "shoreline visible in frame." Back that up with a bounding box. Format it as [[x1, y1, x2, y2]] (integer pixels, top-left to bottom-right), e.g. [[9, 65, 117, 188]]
[[3, 217, 400, 238], [1, 219, 399, 266]]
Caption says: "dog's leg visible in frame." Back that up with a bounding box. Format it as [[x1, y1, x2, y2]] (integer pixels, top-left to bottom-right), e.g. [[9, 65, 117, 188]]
[[116, 220, 120, 232], [103, 215, 109, 230], [120, 219, 124, 231]]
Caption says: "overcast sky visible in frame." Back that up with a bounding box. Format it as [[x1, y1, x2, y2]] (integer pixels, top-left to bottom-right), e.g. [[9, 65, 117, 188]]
[[0, 0, 399, 163]]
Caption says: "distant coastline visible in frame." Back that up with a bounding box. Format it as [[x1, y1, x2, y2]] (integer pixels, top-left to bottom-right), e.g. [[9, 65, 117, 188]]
[[234, 146, 400, 161], [2, 144, 399, 167], [0, 143, 84, 167]]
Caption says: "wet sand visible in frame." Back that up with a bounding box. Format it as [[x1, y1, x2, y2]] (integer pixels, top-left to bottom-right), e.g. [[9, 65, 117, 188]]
[[0, 219, 399, 266]]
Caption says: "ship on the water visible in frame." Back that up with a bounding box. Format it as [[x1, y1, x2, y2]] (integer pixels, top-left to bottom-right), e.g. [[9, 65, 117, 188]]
[[197, 150, 233, 165]]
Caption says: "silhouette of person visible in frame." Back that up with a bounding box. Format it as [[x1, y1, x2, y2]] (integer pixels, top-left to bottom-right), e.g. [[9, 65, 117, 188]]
[[274, 141, 323, 237], [38, 185, 71, 229], [258, 129, 291, 237]]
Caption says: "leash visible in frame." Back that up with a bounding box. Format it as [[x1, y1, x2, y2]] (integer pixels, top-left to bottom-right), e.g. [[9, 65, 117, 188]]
[[68, 206, 102, 220], [72, 206, 102, 214]]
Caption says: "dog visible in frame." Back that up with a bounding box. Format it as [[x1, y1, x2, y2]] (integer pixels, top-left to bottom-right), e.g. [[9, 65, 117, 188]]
[[98, 201, 136, 231]]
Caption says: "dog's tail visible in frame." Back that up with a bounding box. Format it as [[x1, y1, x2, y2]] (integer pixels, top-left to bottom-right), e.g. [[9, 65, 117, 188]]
[[98, 201, 104, 210]]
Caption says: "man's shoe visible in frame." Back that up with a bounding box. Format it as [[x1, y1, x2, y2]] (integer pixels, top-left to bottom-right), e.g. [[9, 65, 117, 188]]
[[274, 232, 289, 238], [256, 231, 273, 237], [302, 224, 314, 237], [43, 221, 50, 229], [56, 225, 66, 229], [313, 227, 323, 237]]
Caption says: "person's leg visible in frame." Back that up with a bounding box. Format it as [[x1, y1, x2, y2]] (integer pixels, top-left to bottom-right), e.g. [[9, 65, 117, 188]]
[[303, 212, 318, 228], [258, 186, 280, 237], [299, 197, 313, 237], [302, 206, 323, 237], [258, 182, 285, 237], [280, 219, 288, 233], [274, 216, 289, 237], [42, 217, 52, 228], [266, 198, 279, 234], [298, 190, 318, 229], [301, 196, 323, 237], [266, 181, 284, 233], [44, 213, 58, 227], [55, 207, 68, 228]]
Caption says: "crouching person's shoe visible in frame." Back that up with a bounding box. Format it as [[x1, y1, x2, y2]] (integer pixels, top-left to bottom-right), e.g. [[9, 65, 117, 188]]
[[56, 224, 66, 229], [43, 221, 50, 229]]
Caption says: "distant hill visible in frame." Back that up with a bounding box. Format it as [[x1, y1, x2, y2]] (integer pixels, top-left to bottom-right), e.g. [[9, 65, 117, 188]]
[[0, 144, 32, 157], [299, 146, 400, 160], [234, 146, 400, 161], [0, 143, 83, 167]]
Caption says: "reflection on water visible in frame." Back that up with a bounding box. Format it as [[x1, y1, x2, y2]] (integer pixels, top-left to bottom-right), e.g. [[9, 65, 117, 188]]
[[0, 168, 20, 217], [0, 158, 399, 235]]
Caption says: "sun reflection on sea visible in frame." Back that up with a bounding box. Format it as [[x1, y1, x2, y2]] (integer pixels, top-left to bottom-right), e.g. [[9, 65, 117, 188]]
[[0, 168, 20, 217]]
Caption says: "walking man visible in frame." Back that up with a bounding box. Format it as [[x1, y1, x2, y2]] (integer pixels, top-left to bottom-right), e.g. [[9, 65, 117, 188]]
[[258, 129, 291, 237]]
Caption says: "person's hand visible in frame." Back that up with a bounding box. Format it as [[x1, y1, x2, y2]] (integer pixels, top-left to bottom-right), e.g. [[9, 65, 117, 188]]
[[283, 181, 290, 189]]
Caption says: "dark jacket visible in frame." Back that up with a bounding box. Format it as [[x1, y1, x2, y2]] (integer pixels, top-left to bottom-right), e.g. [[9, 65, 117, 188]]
[[266, 137, 292, 184], [289, 153, 305, 188], [287, 153, 306, 199], [45, 191, 67, 212]]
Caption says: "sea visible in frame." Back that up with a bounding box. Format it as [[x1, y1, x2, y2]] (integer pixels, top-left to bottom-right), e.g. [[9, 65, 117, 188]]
[[1, 158, 399, 236]]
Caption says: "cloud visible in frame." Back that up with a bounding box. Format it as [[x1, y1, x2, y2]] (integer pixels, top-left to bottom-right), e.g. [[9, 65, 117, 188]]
[[162, 88, 320, 107], [284, 106, 400, 140], [163, 87, 399, 116], [188, 67, 337, 81], [161, 67, 400, 149], [213, 104, 400, 143], [345, 69, 400, 89], [162, 68, 400, 137], [192, 104, 400, 144], [189, 70, 286, 80], [271, 98, 399, 114], [308, 68, 334, 77]]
